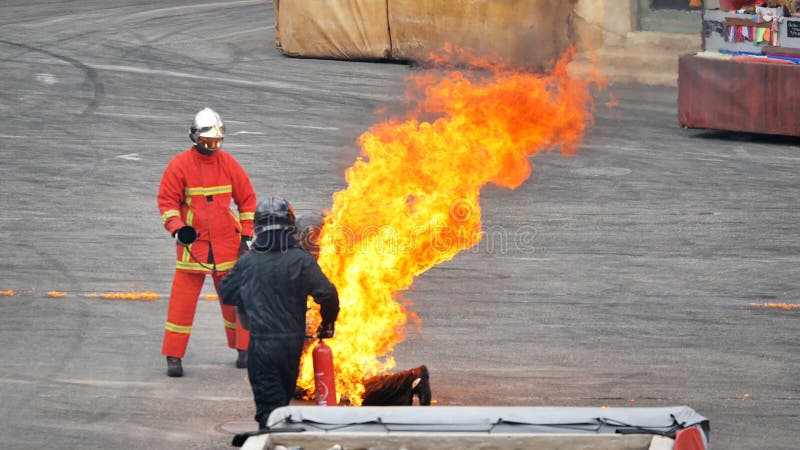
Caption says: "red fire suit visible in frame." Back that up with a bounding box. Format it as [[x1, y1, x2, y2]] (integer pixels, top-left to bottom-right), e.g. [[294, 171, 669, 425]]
[[158, 147, 257, 358]]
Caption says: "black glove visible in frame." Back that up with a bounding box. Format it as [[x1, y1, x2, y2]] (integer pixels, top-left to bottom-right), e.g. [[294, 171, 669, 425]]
[[239, 236, 252, 255], [173, 225, 197, 246], [317, 322, 335, 339]]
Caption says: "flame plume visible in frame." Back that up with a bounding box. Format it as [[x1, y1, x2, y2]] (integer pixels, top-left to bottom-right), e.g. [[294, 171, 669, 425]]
[[297, 48, 600, 405]]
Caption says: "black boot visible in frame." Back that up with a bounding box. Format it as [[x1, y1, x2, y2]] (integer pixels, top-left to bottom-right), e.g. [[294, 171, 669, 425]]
[[235, 349, 248, 369], [166, 356, 183, 377]]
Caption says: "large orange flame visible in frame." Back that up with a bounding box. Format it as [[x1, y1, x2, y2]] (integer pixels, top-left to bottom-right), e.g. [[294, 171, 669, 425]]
[[298, 48, 600, 405]]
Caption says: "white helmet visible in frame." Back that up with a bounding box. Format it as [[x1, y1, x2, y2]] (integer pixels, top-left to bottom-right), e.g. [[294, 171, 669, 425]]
[[189, 107, 225, 152]]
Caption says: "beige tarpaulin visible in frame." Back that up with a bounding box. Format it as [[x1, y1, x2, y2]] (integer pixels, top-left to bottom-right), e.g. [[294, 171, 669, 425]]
[[388, 0, 571, 69], [275, 0, 573, 69], [276, 0, 391, 60]]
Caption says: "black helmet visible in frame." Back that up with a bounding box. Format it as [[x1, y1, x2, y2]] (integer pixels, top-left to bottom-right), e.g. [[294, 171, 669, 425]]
[[254, 197, 296, 234]]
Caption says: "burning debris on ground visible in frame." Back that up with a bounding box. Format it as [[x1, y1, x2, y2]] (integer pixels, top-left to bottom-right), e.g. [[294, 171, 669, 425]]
[[361, 365, 431, 406], [295, 365, 432, 407]]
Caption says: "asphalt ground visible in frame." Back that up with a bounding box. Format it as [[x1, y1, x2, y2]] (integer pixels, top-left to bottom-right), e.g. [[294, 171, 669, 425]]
[[1, 1, 799, 449]]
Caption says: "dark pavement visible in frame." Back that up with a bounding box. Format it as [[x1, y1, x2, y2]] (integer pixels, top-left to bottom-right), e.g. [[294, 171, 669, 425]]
[[1, 1, 798, 449]]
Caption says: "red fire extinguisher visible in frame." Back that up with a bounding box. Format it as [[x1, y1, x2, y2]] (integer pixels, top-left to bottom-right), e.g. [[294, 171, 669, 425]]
[[312, 339, 337, 406]]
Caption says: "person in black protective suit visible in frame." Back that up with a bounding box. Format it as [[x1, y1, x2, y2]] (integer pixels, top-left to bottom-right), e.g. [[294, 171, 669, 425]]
[[220, 197, 339, 429]]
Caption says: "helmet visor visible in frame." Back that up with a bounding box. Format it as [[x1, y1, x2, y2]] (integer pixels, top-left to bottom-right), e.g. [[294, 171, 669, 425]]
[[197, 136, 223, 151]]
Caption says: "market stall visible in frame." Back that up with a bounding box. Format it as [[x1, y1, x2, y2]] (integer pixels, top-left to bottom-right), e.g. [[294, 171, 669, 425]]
[[679, 0, 800, 136]]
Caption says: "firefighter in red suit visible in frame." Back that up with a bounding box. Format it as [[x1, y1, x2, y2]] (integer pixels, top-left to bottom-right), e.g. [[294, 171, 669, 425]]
[[157, 107, 257, 377]]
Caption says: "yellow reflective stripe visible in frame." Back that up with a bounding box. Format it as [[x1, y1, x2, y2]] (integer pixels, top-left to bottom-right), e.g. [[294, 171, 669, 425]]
[[161, 210, 180, 224], [165, 322, 192, 334], [214, 260, 236, 272], [239, 212, 254, 221], [175, 259, 236, 272], [176, 260, 211, 272], [184, 185, 232, 197], [223, 318, 236, 330], [179, 244, 192, 264], [206, 185, 232, 195]]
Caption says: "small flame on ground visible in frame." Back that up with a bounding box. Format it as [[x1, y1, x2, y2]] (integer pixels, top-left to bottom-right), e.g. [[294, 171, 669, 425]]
[[205, 294, 219, 301], [751, 302, 800, 311], [99, 292, 160, 300], [47, 291, 67, 298], [0, 290, 14, 296], [307, 46, 600, 405]]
